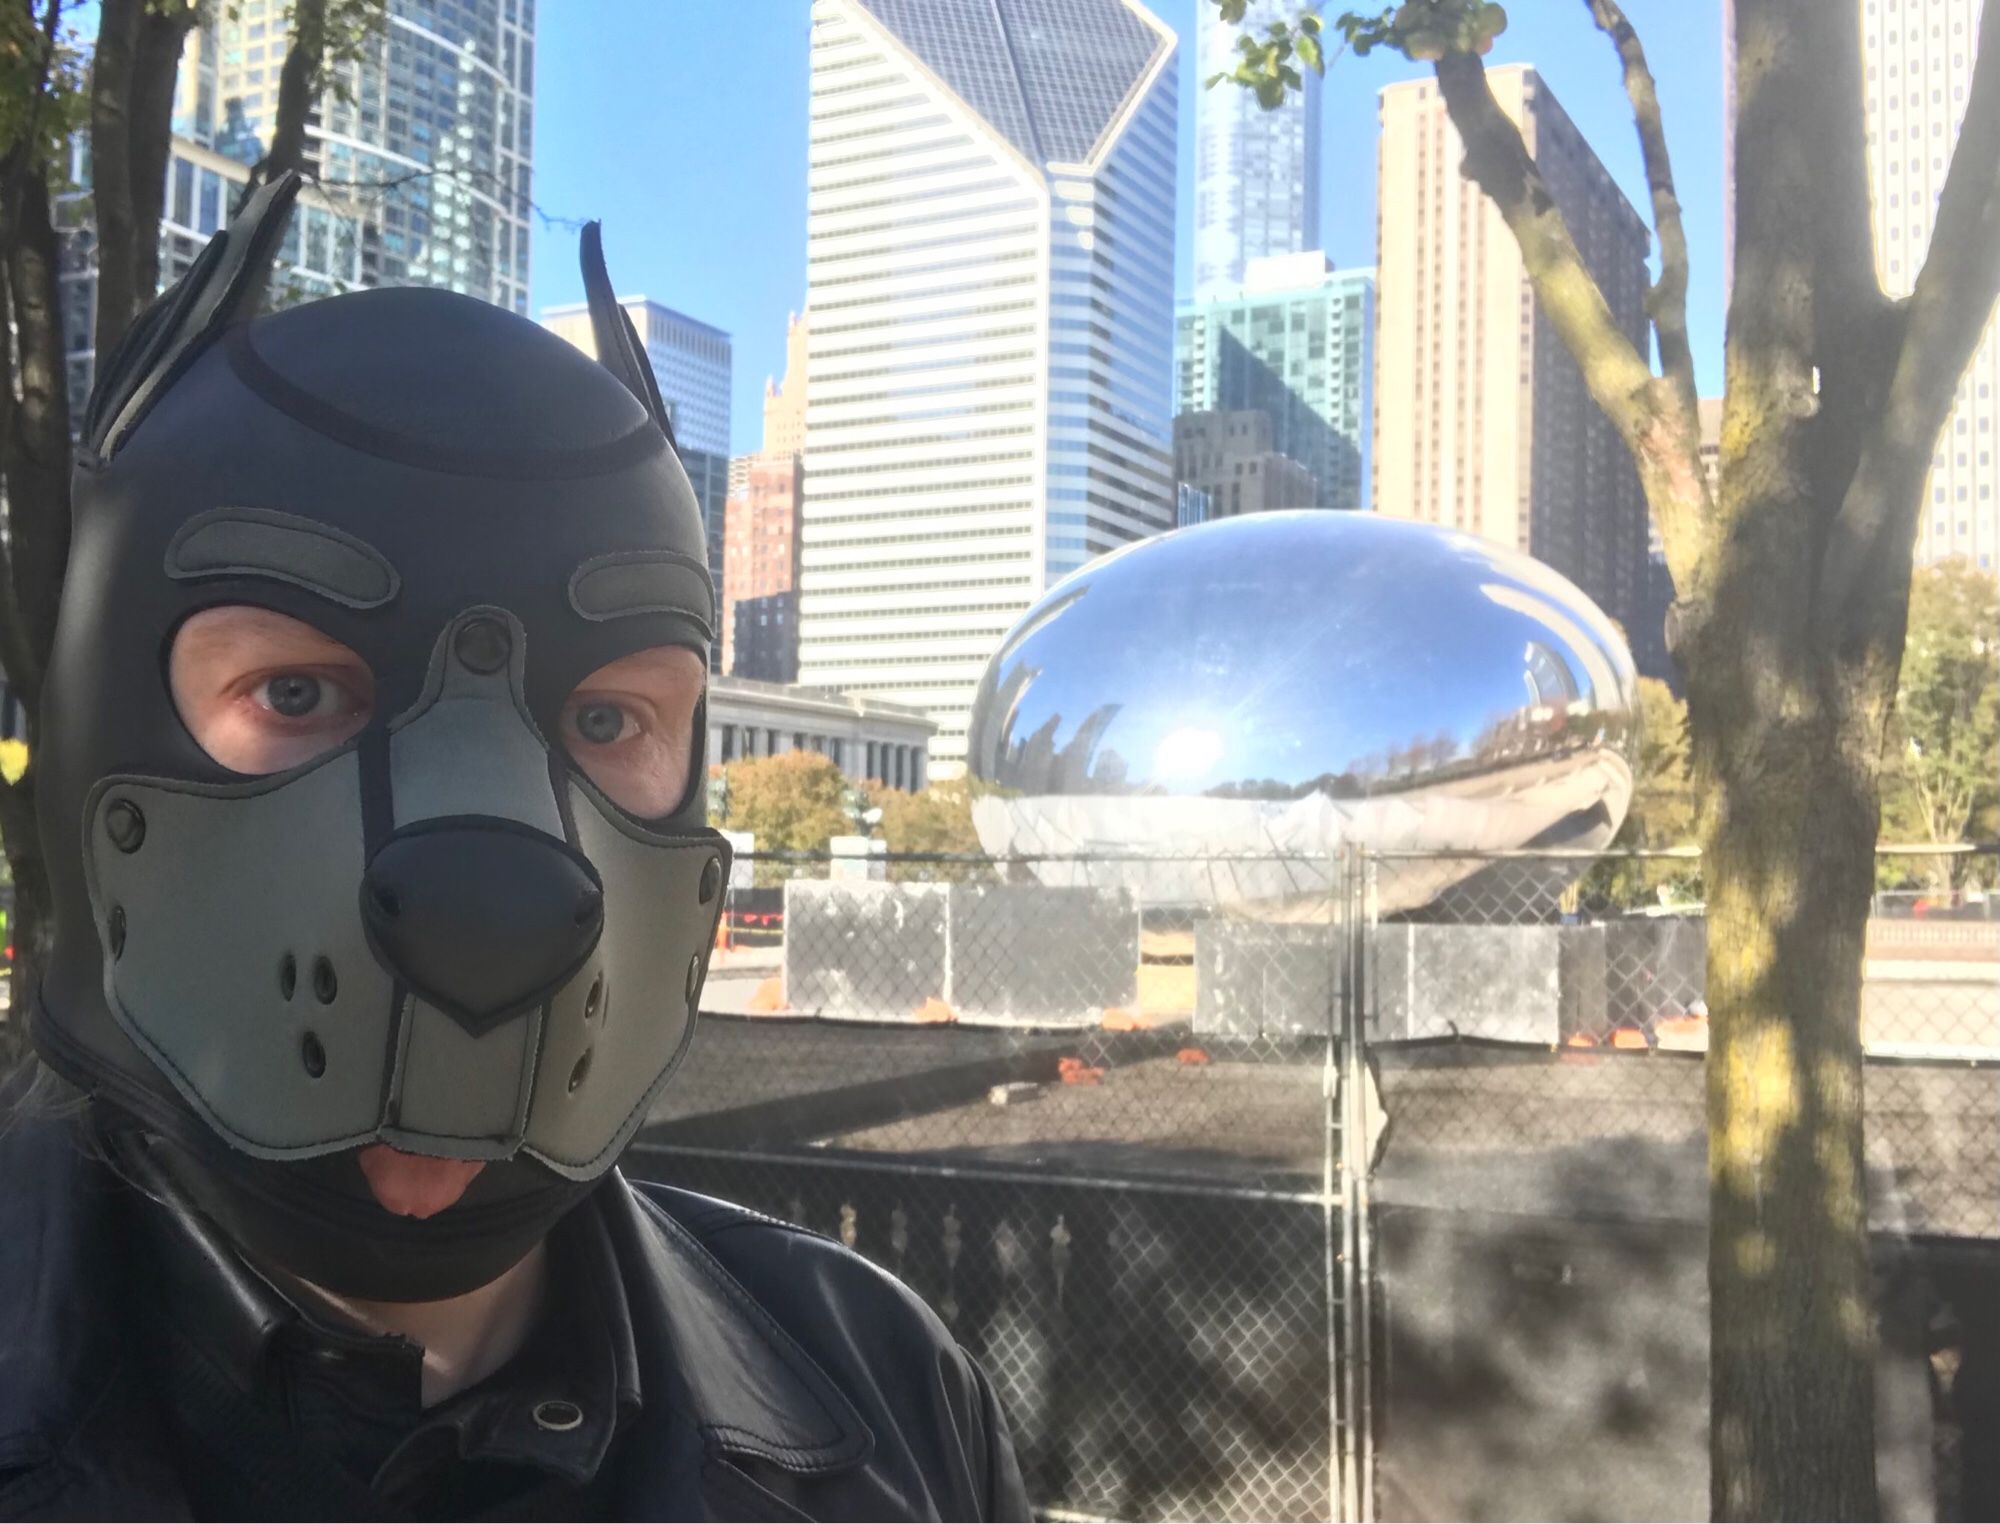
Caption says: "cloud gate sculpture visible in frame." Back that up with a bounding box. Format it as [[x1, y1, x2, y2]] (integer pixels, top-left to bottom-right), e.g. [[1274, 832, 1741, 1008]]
[[965, 512, 1638, 915]]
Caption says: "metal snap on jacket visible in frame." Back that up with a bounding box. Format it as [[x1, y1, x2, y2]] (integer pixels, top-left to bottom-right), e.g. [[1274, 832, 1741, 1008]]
[[533, 1398, 584, 1432]]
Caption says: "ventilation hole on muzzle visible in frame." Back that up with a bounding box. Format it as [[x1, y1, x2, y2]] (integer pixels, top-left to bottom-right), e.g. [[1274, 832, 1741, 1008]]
[[279, 953, 297, 1001], [312, 956, 338, 1005], [109, 906, 127, 959], [301, 1031, 326, 1079], [568, 1048, 593, 1093], [584, 976, 603, 1022], [685, 954, 702, 1003]]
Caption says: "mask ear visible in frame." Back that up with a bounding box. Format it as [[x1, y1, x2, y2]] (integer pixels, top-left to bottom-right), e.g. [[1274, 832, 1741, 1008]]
[[85, 171, 305, 463], [578, 221, 678, 450]]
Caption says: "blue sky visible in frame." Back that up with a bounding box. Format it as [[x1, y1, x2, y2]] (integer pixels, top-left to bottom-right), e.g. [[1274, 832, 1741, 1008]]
[[531, 0, 1728, 458]]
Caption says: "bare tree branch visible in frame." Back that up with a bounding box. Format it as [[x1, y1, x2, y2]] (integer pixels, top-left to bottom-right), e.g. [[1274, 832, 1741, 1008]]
[[1584, 0, 1696, 413], [1430, 52, 1708, 595], [1819, 0, 2000, 654]]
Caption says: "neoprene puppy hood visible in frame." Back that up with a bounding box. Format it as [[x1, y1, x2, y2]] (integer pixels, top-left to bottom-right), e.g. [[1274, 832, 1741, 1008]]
[[33, 175, 731, 1298]]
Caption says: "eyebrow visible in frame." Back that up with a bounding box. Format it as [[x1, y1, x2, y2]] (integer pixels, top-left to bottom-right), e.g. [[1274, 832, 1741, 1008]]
[[166, 507, 400, 609]]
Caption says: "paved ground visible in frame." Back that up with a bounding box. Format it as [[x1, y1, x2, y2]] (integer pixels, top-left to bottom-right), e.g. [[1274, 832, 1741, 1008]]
[[655, 1015, 2000, 1240]]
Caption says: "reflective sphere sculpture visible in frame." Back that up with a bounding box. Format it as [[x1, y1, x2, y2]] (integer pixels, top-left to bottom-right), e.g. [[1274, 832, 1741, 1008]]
[[965, 512, 1638, 912]]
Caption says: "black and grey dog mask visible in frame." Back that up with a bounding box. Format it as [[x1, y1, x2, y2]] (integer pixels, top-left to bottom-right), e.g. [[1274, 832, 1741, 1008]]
[[33, 176, 731, 1299]]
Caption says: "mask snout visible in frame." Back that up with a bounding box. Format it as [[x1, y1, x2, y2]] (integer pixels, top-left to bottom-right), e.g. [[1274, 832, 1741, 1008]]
[[361, 820, 604, 1036]]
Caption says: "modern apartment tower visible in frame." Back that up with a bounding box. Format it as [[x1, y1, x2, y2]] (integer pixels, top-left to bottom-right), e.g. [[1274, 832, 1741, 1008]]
[[797, 0, 1179, 773], [1373, 65, 1652, 641], [1192, 0, 1321, 296], [1863, 0, 1997, 570], [205, 0, 535, 314], [1177, 251, 1373, 510]]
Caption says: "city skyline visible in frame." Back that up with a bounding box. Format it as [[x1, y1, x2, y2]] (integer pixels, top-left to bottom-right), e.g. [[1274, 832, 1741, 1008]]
[[530, 1, 1730, 459]]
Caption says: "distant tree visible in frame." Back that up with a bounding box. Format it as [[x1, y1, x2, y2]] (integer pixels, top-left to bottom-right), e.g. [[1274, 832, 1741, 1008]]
[[1879, 559, 1999, 888], [865, 776, 986, 882], [712, 751, 851, 857], [1218, 0, 2000, 1512], [1584, 675, 1700, 907]]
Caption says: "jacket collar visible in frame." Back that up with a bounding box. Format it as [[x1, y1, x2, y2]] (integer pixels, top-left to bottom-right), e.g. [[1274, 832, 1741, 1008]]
[[594, 1170, 874, 1477]]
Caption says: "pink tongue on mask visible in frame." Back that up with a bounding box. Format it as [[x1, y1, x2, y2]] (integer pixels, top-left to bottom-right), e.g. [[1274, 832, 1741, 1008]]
[[357, 1144, 487, 1220]]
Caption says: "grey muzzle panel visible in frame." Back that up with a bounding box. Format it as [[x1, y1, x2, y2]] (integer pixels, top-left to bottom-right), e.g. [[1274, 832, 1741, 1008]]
[[381, 993, 543, 1158], [389, 611, 563, 837], [521, 781, 724, 1177], [84, 754, 399, 1156]]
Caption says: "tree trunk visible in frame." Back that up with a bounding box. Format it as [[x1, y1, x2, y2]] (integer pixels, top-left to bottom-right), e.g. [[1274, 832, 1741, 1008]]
[[1698, 703, 1880, 1519], [261, 0, 327, 185], [0, 140, 71, 1069], [88, 0, 142, 362], [128, 2, 201, 307]]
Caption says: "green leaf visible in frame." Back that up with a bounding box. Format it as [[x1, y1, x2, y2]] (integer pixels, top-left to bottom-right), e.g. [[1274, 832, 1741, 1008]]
[[1254, 76, 1285, 107], [1297, 31, 1323, 73], [1217, 0, 1250, 22], [1299, 12, 1324, 35]]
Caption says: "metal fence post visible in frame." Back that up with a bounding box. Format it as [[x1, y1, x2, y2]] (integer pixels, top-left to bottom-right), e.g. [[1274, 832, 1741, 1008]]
[[1341, 844, 1377, 1523], [1326, 843, 1351, 1523]]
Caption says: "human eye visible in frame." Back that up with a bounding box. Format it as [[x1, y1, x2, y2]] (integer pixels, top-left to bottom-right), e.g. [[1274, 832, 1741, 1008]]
[[251, 671, 367, 723], [564, 697, 640, 748]]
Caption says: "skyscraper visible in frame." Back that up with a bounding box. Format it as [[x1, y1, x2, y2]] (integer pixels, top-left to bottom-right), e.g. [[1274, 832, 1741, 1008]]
[[1863, 0, 1997, 571], [797, 0, 1178, 773], [541, 297, 733, 458], [1193, 0, 1321, 296], [206, 0, 535, 314], [543, 298, 734, 655], [1373, 65, 1652, 640], [763, 310, 810, 460], [723, 312, 808, 679], [1176, 251, 1373, 509]]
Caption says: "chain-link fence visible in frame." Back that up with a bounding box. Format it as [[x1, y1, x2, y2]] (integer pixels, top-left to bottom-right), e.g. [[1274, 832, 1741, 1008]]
[[621, 844, 2000, 1522], [1356, 844, 1997, 1522], [633, 849, 1360, 1523]]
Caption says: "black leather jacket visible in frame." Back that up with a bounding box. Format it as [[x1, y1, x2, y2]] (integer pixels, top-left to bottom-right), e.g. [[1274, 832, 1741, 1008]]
[[0, 1106, 1029, 1521]]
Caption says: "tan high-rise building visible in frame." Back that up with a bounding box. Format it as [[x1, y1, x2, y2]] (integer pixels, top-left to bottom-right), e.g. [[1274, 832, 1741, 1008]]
[[762, 311, 809, 462], [1373, 65, 1652, 641], [722, 311, 810, 677]]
